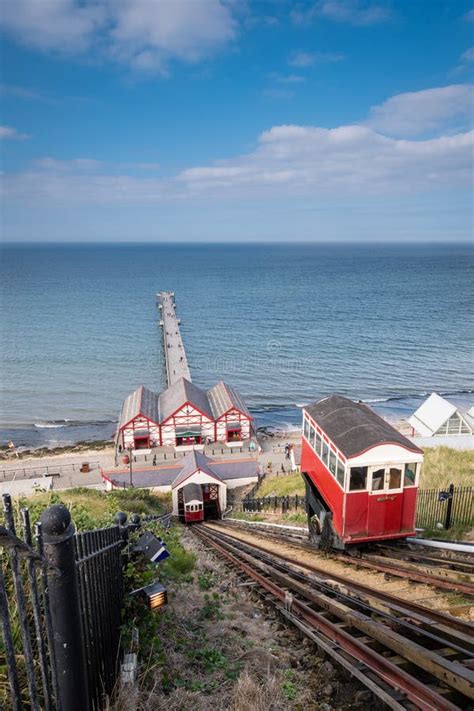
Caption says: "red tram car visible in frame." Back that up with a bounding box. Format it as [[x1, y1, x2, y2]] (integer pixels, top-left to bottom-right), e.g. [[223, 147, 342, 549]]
[[182, 483, 204, 523], [301, 396, 424, 549]]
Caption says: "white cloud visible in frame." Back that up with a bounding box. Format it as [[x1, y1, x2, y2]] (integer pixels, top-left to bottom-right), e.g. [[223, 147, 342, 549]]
[[292, 1, 391, 26], [0, 125, 29, 140], [0, 0, 236, 72], [0, 83, 41, 100], [2, 84, 472, 206], [368, 84, 474, 136], [0, 0, 104, 52], [464, 9, 474, 22], [34, 157, 103, 171], [263, 87, 295, 100], [461, 47, 474, 63], [275, 74, 305, 84], [288, 50, 344, 67]]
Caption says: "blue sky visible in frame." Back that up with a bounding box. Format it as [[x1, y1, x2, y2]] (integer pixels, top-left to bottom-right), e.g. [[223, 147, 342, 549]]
[[1, 0, 473, 242]]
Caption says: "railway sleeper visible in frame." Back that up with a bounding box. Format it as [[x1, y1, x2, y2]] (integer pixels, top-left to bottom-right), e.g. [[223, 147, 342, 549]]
[[197, 528, 460, 711], [362, 554, 474, 585], [216, 521, 474, 597], [225, 525, 474, 638], [211, 526, 474, 660], [200, 527, 474, 700]]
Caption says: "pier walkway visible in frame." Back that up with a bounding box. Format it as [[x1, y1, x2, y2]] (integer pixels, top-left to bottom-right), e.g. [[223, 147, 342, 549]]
[[157, 291, 191, 387]]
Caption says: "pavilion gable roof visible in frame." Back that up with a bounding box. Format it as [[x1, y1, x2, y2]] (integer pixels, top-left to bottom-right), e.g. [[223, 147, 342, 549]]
[[159, 378, 213, 422], [118, 386, 160, 431], [207, 381, 251, 419]]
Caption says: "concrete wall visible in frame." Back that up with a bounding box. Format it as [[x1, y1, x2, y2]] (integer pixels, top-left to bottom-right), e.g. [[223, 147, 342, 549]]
[[408, 434, 474, 451]]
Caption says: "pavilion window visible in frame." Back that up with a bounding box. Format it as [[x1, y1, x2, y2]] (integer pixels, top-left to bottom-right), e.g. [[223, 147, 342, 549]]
[[447, 414, 462, 434], [349, 466, 367, 491], [328, 450, 337, 476], [309, 423, 315, 445]]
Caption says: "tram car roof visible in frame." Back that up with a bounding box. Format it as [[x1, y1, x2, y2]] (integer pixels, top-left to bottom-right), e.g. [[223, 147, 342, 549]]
[[304, 395, 422, 458]]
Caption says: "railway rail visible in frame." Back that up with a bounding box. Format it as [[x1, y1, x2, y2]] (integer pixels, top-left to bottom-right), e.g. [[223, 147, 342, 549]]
[[221, 519, 474, 596], [194, 523, 474, 710]]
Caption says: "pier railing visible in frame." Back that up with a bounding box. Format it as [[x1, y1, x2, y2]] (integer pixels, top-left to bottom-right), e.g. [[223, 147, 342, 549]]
[[0, 494, 169, 710]]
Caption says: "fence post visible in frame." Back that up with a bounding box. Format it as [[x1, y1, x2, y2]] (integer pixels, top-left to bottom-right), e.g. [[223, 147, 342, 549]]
[[115, 511, 129, 555], [40, 504, 90, 711], [444, 483, 455, 530]]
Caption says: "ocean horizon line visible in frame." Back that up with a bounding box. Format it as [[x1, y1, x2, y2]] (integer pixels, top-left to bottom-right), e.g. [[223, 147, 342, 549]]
[[2, 239, 473, 247]]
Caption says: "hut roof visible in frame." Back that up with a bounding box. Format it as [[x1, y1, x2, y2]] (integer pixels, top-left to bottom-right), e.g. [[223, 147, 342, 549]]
[[304, 395, 422, 458], [171, 451, 223, 489]]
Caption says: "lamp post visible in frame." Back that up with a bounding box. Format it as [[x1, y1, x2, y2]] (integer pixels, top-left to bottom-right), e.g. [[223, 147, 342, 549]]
[[127, 444, 134, 487]]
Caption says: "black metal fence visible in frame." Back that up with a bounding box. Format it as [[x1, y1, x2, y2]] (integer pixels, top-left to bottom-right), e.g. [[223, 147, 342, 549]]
[[1, 493, 171, 710], [416, 484, 473, 531], [240, 485, 474, 533], [242, 494, 305, 514], [75, 525, 124, 709]]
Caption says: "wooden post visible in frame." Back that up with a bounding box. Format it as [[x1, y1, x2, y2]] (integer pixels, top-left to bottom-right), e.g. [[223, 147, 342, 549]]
[[444, 483, 455, 530]]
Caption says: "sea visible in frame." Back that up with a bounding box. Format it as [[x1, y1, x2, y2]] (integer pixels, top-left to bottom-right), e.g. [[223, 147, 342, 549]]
[[0, 242, 473, 448]]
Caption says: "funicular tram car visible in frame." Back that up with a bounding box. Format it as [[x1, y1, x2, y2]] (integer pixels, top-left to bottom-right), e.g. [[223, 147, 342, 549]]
[[301, 395, 424, 550], [182, 483, 204, 523]]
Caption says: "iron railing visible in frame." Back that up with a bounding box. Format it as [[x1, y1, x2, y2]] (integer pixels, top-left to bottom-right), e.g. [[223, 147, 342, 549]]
[[74, 525, 124, 709], [242, 494, 305, 514], [416, 484, 473, 531], [1, 495, 58, 711], [1, 494, 170, 710]]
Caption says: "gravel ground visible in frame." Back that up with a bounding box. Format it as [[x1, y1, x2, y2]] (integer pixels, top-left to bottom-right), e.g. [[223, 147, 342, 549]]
[[111, 528, 370, 711]]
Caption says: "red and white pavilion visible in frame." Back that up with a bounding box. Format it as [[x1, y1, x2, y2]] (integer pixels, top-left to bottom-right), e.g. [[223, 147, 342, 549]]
[[117, 377, 253, 451]]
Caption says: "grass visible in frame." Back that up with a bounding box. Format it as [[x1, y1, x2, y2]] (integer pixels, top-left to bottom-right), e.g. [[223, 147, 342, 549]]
[[256, 472, 305, 498], [419, 447, 474, 489], [13, 486, 169, 531]]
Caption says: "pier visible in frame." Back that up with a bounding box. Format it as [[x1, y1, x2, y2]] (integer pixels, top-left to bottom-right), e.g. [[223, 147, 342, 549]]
[[157, 291, 192, 387]]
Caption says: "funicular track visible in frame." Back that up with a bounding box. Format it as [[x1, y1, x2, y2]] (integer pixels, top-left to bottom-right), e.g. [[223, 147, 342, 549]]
[[194, 523, 474, 711], [219, 519, 474, 596]]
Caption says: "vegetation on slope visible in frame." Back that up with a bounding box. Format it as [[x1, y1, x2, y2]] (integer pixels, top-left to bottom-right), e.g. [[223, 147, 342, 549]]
[[14, 486, 170, 530], [420, 447, 474, 489]]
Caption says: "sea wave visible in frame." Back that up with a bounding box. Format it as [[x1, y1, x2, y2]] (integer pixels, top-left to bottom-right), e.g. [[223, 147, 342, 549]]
[[34, 421, 67, 429], [34, 419, 115, 429]]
